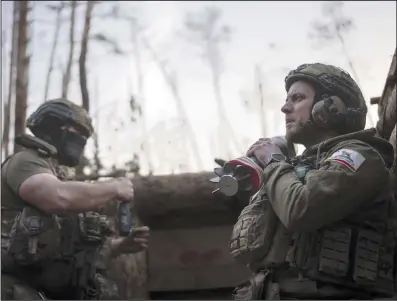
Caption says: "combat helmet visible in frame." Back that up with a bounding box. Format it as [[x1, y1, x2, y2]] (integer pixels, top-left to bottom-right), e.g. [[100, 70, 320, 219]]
[[284, 63, 367, 134], [27, 98, 93, 138]]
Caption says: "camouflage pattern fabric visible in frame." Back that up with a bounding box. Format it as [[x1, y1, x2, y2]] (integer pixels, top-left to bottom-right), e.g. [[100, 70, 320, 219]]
[[1, 136, 118, 299], [27, 98, 94, 138], [1, 274, 46, 300]]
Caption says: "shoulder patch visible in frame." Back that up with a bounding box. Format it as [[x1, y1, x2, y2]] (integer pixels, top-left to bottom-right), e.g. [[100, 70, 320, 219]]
[[325, 148, 366, 172]]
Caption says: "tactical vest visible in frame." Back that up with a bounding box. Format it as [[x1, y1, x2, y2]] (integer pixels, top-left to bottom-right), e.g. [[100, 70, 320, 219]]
[[290, 156, 396, 297], [1, 135, 113, 299], [230, 154, 396, 297]]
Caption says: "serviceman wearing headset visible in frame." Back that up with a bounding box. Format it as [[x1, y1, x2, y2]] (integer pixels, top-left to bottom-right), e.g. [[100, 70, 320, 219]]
[[231, 63, 396, 299]]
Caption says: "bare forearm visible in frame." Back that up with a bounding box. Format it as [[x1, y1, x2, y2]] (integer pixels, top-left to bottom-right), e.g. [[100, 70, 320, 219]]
[[55, 180, 118, 214]]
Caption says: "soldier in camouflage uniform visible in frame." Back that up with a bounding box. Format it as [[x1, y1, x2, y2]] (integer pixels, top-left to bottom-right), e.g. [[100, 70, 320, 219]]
[[230, 63, 396, 299], [1, 99, 150, 300]]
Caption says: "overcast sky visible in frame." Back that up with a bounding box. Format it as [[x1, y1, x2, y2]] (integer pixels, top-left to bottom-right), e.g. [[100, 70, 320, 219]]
[[2, 1, 396, 174]]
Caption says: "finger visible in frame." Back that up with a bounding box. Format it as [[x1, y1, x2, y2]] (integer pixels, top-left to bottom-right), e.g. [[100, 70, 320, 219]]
[[247, 139, 262, 150], [131, 226, 150, 234], [133, 237, 149, 244], [130, 229, 150, 239], [247, 145, 262, 156], [134, 231, 150, 238], [251, 140, 264, 148], [246, 147, 255, 156], [246, 144, 258, 156], [139, 243, 148, 249]]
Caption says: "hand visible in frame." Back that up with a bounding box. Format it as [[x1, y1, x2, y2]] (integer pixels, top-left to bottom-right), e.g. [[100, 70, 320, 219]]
[[110, 226, 150, 257], [114, 177, 134, 201], [246, 139, 284, 167]]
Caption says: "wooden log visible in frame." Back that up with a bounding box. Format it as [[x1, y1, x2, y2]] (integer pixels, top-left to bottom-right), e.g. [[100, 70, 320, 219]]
[[98, 171, 248, 230], [376, 86, 396, 140], [131, 172, 247, 229], [375, 47, 396, 140]]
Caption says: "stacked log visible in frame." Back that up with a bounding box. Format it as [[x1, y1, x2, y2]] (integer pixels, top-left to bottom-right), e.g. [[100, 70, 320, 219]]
[[132, 172, 246, 229], [372, 48, 396, 198], [376, 86, 396, 142]]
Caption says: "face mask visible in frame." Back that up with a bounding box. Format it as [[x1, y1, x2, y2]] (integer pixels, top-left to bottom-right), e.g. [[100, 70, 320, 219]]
[[57, 130, 87, 167]]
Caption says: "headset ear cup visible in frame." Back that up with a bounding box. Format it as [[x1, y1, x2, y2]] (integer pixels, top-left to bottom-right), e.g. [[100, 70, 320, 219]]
[[311, 95, 347, 129], [328, 96, 347, 115], [311, 100, 329, 127]]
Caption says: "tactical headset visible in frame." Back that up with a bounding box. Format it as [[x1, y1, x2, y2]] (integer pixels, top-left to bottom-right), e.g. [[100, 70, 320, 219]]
[[311, 94, 348, 129], [311, 93, 367, 134]]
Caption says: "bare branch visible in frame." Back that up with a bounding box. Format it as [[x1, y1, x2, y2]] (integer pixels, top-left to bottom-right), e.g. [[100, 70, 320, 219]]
[[3, 1, 20, 157], [43, 2, 63, 101], [128, 95, 142, 123], [91, 32, 124, 55], [79, 1, 96, 112], [308, 1, 374, 127], [142, 37, 204, 171], [181, 6, 242, 158], [61, 0, 77, 99], [76, 0, 96, 177]]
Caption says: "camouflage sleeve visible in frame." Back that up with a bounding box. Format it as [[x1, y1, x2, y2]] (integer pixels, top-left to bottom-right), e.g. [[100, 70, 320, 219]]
[[5, 150, 54, 195], [263, 141, 390, 232]]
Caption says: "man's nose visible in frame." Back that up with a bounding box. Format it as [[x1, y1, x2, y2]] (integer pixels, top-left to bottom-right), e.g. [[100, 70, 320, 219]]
[[281, 102, 292, 114]]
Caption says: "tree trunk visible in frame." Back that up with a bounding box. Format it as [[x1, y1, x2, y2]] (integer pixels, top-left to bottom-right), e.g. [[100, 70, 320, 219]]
[[76, 1, 95, 176], [2, 2, 19, 158], [79, 1, 95, 112], [62, 0, 76, 99], [43, 4, 63, 101], [14, 0, 30, 153]]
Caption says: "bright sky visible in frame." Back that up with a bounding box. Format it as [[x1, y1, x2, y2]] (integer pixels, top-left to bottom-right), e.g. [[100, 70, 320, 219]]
[[2, 1, 396, 175]]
